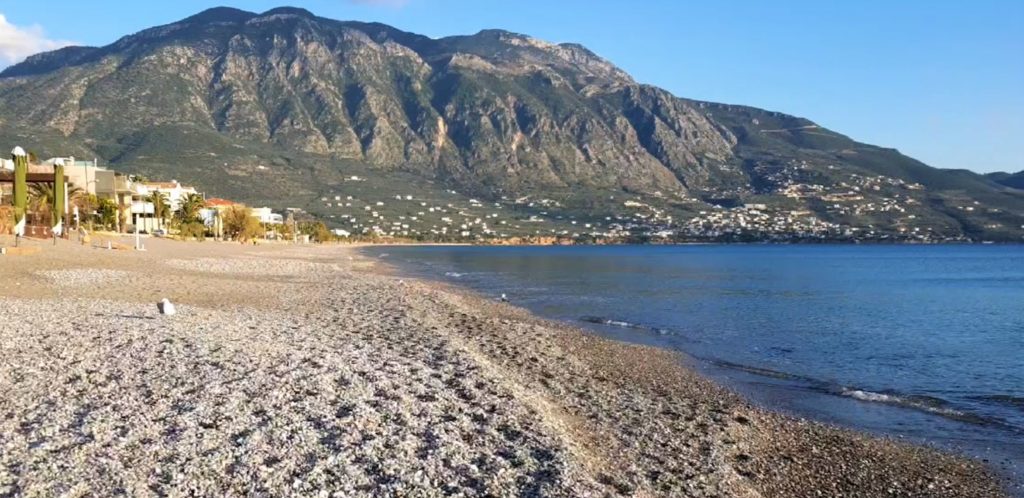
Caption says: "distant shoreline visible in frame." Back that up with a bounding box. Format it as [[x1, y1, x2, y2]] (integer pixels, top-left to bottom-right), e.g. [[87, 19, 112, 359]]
[[354, 239, 1021, 247]]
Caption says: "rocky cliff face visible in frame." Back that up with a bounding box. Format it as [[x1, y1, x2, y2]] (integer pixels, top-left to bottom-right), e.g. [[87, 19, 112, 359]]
[[0, 7, 740, 195]]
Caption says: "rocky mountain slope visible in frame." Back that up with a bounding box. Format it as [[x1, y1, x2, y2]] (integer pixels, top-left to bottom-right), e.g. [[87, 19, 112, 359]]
[[1, 7, 1021, 240]]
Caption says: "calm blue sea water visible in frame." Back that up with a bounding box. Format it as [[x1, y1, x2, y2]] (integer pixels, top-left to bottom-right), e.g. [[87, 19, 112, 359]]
[[368, 245, 1024, 484]]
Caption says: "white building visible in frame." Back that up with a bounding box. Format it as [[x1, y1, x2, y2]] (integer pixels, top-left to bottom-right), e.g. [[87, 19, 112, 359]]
[[43, 157, 135, 231], [136, 180, 199, 212], [250, 207, 283, 224]]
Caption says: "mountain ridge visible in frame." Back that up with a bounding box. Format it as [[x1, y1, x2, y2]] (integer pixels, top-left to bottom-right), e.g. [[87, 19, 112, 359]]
[[1, 6, 1021, 241]]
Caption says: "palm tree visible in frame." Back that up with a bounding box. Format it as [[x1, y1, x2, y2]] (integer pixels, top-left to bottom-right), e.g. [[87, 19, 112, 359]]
[[28, 183, 84, 225], [176, 193, 205, 224], [147, 191, 171, 229]]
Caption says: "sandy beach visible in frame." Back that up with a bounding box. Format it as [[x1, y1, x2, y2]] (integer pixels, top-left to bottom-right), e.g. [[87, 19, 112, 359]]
[[0, 235, 1010, 497]]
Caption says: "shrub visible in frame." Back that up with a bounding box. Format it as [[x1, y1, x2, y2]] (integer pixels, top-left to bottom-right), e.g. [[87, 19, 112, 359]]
[[298, 221, 333, 243], [223, 206, 263, 242], [313, 222, 333, 243], [179, 222, 206, 241]]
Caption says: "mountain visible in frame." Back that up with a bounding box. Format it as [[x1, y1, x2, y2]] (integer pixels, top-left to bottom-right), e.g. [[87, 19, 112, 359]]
[[1, 7, 1022, 241], [987, 171, 1024, 190]]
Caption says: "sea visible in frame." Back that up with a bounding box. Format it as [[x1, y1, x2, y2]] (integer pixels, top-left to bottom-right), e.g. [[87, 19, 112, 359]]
[[366, 244, 1024, 486]]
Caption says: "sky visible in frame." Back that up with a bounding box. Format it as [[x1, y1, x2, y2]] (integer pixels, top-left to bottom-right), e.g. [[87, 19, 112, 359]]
[[0, 0, 1020, 173]]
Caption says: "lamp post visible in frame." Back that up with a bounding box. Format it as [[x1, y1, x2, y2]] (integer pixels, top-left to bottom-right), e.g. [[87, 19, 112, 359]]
[[12, 147, 27, 247]]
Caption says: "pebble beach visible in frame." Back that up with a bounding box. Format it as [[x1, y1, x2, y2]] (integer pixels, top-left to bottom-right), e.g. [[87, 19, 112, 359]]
[[0, 236, 1010, 497]]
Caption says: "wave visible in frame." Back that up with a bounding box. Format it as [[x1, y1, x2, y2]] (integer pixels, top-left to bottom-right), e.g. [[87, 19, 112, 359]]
[[578, 316, 670, 335], [444, 271, 465, 278], [842, 389, 898, 403], [837, 389, 1000, 426], [704, 358, 1020, 432]]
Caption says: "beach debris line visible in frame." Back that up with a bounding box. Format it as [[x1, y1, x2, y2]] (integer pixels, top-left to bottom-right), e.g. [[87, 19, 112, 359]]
[[157, 298, 176, 316]]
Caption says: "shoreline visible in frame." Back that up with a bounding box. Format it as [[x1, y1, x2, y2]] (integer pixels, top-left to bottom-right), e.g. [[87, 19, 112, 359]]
[[0, 236, 1012, 496], [363, 244, 1024, 479], [360, 244, 1022, 494]]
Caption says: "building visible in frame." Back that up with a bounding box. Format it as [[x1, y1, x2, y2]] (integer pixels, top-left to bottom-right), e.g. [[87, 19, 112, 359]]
[[136, 180, 199, 212], [127, 180, 200, 233], [250, 206, 284, 225], [44, 157, 135, 231], [46, 158, 102, 194], [199, 198, 239, 228]]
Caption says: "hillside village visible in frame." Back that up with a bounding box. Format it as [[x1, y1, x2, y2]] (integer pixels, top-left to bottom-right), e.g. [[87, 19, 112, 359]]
[[303, 164, 1021, 243], [3, 153, 1021, 244]]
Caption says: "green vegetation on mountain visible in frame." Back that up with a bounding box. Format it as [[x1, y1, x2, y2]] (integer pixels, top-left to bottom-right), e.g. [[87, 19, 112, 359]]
[[0, 6, 1021, 241], [987, 171, 1024, 191]]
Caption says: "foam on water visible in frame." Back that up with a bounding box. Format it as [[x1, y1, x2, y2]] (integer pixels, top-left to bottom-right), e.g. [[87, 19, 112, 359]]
[[839, 389, 967, 418], [579, 316, 671, 335]]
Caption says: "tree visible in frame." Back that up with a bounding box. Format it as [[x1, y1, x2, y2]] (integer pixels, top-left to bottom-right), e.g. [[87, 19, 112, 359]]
[[222, 205, 262, 242], [312, 222, 332, 243], [28, 183, 84, 225], [96, 198, 118, 228], [147, 191, 171, 229], [74, 193, 100, 228], [176, 193, 205, 224], [295, 220, 334, 243], [278, 217, 294, 240]]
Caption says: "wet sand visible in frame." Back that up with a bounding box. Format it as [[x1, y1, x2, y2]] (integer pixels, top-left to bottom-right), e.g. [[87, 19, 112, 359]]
[[0, 235, 1010, 496]]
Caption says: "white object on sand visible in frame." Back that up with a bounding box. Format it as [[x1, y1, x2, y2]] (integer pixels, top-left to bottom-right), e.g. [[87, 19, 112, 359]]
[[499, 293, 509, 302], [158, 298, 176, 315]]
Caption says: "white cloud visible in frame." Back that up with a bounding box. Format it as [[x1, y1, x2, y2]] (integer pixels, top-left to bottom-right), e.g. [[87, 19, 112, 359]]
[[347, 0, 411, 7], [0, 14, 75, 66]]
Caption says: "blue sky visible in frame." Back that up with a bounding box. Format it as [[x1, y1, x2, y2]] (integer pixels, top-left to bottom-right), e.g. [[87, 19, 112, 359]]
[[0, 0, 1020, 173]]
